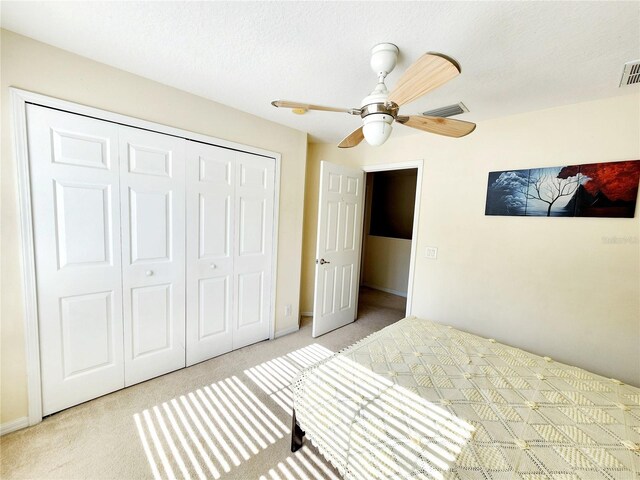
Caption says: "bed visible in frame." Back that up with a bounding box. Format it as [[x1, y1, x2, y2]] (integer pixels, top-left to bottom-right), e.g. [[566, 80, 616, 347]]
[[291, 316, 640, 479]]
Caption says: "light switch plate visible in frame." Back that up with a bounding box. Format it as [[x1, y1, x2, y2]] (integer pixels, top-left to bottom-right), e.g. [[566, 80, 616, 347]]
[[425, 246, 438, 259]]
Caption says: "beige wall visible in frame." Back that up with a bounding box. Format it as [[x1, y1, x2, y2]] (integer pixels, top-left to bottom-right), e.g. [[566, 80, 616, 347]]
[[0, 30, 307, 424], [362, 236, 412, 296], [302, 93, 640, 385]]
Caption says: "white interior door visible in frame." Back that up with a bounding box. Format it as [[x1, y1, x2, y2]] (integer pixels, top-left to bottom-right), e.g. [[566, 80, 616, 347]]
[[185, 141, 235, 366], [119, 126, 186, 386], [232, 151, 275, 349], [312, 161, 364, 337], [27, 105, 125, 415]]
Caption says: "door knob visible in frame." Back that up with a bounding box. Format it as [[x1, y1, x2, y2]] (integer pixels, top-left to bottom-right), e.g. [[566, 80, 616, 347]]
[[146, 270, 154, 276], [210, 263, 217, 269], [317, 258, 331, 265]]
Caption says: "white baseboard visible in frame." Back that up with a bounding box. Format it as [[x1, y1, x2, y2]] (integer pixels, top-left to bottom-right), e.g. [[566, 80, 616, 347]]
[[361, 283, 408, 298], [274, 325, 300, 338], [299, 311, 313, 317], [1, 416, 29, 436]]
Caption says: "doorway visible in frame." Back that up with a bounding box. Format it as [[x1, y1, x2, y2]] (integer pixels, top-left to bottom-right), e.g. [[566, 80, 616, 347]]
[[310, 160, 422, 338], [358, 168, 418, 320]]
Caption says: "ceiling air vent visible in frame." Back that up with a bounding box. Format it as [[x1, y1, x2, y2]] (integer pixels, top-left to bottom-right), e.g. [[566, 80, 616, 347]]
[[422, 102, 469, 118], [620, 60, 640, 87]]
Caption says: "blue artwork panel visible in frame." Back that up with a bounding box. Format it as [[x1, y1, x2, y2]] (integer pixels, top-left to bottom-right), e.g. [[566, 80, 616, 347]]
[[485, 169, 529, 216]]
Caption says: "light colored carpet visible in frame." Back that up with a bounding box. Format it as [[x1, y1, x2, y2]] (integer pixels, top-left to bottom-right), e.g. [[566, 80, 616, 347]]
[[1, 288, 406, 480]]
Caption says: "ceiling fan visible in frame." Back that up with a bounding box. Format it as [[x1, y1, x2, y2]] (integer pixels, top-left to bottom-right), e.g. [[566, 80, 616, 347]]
[[271, 43, 476, 148]]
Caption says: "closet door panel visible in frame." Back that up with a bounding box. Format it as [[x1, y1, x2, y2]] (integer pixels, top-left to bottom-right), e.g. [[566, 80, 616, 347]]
[[131, 283, 172, 356], [120, 126, 186, 386], [27, 105, 125, 415], [198, 276, 230, 335], [59, 291, 115, 376], [237, 271, 263, 328], [54, 181, 112, 267], [129, 189, 171, 262], [238, 197, 266, 255], [186, 142, 234, 366], [232, 153, 275, 349], [199, 192, 231, 258]]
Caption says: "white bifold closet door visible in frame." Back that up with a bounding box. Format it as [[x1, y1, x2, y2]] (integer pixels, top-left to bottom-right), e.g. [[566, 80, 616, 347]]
[[28, 103, 274, 415], [186, 141, 275, 366], [27, 105, 126, 415], [119, 126, 186, 386]]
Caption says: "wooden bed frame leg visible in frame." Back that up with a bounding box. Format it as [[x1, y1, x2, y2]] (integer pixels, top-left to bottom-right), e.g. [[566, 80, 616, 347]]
[[291, 408, 305, 452]]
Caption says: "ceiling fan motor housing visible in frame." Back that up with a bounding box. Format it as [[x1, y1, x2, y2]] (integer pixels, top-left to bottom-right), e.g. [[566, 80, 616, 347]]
[[360, 87, 398, 146], [360, 90, 399, 120]]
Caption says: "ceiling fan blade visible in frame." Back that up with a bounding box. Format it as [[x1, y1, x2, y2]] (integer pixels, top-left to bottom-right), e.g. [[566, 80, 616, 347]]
[[397, 115, 476, 138], [271, 100, 359, 114], [387, 53, 460, 107], [338, 126, 364, 148]]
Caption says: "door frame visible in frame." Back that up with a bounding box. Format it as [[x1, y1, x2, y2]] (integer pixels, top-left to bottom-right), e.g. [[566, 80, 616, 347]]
[[10, 88, 282, 426], [360, 160, 423, 317]]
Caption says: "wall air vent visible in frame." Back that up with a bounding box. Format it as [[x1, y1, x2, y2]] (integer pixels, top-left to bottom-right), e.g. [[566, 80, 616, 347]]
[[620, 60, 640, 87], [422, 102, 469, 118]]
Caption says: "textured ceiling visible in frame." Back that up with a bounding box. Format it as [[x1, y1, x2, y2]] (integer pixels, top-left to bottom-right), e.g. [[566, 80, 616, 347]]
[[2, 1, 639, 143]]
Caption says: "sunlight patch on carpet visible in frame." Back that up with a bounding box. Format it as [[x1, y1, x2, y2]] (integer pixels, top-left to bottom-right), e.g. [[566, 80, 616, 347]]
[[245, 344, 334, 413], [258, 446, 340, 480], [133, 376, 288, 480]]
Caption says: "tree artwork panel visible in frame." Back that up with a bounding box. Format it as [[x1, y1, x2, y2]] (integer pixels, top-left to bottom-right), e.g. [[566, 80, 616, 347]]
[[524, 167, 580, 217], [485, 160, 640, 218]]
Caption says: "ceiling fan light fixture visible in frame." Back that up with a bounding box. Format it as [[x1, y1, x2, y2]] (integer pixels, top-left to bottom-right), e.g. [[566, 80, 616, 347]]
[[362, 113, 393, 146]]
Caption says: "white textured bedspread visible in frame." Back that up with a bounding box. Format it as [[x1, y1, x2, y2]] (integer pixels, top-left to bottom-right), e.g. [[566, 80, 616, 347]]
[[291, 317, 640, 479]]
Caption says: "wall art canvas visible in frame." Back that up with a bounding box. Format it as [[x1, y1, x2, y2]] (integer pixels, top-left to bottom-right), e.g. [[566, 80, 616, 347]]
[[485, 160, 640, 218], [485, 169, 530, 216]]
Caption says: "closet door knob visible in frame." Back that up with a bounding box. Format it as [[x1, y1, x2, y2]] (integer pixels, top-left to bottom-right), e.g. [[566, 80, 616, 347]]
[[146, 270, 154, 276], [210, 263, 217, 269]]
